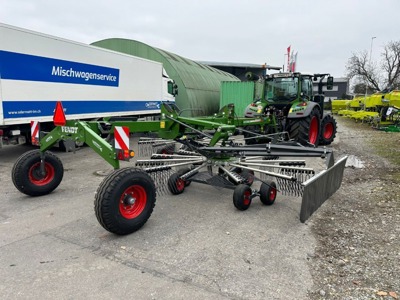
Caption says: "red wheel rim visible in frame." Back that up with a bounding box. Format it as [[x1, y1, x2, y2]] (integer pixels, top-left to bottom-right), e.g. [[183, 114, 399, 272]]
[[28, 162, 55, 186], [176, 178, 185, 192], [323, 122, 334, 139], [269, 187, 277, 201], [309, 116, 319, 144], [243, 190, 251, 205], [119, 185, 147, 219]]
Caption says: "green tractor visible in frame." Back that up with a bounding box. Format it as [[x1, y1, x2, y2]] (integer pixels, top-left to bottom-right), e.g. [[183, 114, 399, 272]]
[[243, 72, 337, 146]]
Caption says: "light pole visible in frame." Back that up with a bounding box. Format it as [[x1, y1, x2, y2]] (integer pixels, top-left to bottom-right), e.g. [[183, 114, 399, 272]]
[[365, 36, 376, 100], [369, 36, 376, 62]]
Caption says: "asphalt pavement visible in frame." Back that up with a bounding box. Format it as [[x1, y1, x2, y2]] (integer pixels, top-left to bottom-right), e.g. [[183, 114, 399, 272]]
[[0, 140, 317, 300]]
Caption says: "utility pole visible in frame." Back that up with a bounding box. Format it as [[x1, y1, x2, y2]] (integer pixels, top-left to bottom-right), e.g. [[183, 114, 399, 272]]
[[369, 36, 376, 62], [365, 36, 376, 101]]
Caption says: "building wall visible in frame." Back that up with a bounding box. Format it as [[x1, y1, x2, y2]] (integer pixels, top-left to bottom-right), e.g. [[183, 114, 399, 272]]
[[313, 78, 349, 101]]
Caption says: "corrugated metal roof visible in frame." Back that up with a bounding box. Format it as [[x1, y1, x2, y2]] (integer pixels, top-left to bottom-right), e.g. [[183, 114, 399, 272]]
[[91, 38, 239, 116]]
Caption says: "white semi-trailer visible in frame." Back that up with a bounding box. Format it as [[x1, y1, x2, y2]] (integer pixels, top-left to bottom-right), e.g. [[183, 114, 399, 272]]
[[0, 23, 176, 148]]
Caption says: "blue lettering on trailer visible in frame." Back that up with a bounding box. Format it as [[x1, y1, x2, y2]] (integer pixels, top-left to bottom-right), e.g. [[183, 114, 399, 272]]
[[0, 50, 119, 87], [3, 100, 162, 119]]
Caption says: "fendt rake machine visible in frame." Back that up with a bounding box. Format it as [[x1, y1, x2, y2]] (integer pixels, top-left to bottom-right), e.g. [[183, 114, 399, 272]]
[[12, 101, 348, 235]]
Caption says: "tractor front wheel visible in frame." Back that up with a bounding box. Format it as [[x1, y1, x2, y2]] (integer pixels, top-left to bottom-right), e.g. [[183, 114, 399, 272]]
[[233, 184, 252, 211], [94, 168, 156, 235], [12, 150, 64, 196], [319, 114, 337, 145]]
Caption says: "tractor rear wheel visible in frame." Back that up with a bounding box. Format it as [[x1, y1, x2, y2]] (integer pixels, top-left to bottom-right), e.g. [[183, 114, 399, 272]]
[[94, 168, 156, 235], [233, 184, 252, 211], [259, 181, 277, 205], [319, 114, 337, 145], [288, 107, 321, 146], [12, 150, 64, 196]]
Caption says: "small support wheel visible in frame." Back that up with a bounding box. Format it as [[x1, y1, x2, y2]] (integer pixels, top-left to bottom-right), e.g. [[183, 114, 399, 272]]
[[12, 150, 64, 196], [156, 145, 175, 155], [94, 167, 156, 235], [233, 184, 252, 211], [168, 172, 186, 195], [259, 181, 277, 206], [177, 168, 191, 187]]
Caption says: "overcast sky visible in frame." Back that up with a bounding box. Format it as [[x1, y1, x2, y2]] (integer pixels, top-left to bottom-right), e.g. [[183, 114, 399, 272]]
[[1, 0, 399, 78]]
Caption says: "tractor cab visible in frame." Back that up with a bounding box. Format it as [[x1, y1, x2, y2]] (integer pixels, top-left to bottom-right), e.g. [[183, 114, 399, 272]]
[[244, 72, 314, 117], [264, 72, 313, 105]]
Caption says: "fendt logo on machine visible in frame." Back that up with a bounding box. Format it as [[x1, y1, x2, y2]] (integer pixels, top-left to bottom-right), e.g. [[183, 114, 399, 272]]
[[61, 126, 78, 134]]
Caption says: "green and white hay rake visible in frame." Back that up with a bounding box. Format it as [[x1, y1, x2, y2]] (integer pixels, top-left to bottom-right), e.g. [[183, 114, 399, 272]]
[[12, 102, 348, 235]]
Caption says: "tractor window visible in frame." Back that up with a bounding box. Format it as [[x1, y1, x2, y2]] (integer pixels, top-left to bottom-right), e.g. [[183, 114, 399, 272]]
[[301, 78, 313, 99], [264, 77, 298, 102]]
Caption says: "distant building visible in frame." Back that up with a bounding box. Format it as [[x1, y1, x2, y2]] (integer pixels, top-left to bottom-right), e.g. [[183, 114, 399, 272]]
[[313, 77, 349, 101], [198, 61, 281, 81], [201, 61, 349, 101]]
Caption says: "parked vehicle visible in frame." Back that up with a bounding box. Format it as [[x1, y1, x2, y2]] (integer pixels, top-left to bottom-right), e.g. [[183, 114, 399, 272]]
[[221, 72, 337, 146], [0, 23, 176, 148]]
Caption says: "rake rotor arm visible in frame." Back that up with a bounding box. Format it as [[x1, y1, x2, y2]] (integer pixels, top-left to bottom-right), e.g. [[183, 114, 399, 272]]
[[166, 115, 237, 146], [229, 163, 296, 181], [199, 143, 335, 168]]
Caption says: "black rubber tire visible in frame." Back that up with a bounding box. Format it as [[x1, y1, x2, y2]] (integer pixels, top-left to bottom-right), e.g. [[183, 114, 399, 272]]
[[319, 114, 337, 145], [233, 184, 252, 211], [94, 168, 156, 235], [288, 107, 321, 146], [228, 168, 255, 186], [156, 145, 175, 155], [168, 172, 186, 195], [12, 150, 64, 196], [259, 181, 277, 206]]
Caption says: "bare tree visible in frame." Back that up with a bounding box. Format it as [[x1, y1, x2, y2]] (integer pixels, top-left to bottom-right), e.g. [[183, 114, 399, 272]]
[[346, 40, 400, 93], [381, 41, 400, 89], [346, 50, 381, 92]]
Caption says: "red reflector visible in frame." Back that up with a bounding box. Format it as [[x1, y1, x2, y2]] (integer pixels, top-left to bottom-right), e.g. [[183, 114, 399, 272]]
[[116, 149, 132, 161], [0, 129, 3, 136], [53, 101, 66, 126], [117, 151, 124, 160]]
